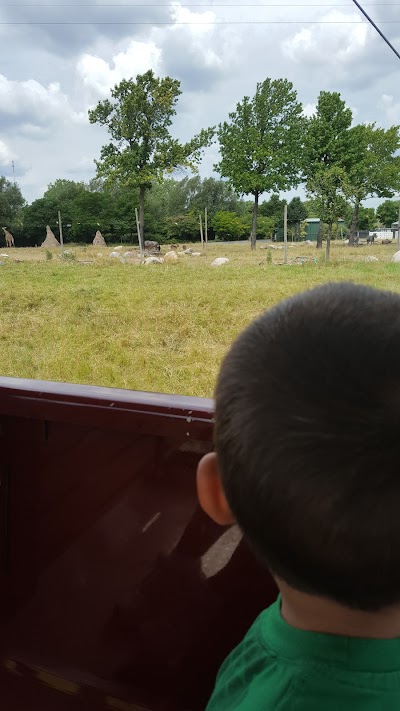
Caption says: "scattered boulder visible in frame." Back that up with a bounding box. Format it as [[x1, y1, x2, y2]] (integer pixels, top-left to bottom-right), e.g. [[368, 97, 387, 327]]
[[123, 251, 136, 258], [110, 251, 120, 258], [184, 248, 194, 254], [0, 254, 9, 258], [211, 257, 230, 267], [42, 225, 60, 247], [144, 256, 163, 265], [114, 246, 123, 251], [365, 256, 379, 263], [93, 230, 106, 246], [304, 240, 313, 246], [392, 251, 400, 263], [191, 252, 201, 257], [96, 253, 103, 257], [164, 250, 178, 264]]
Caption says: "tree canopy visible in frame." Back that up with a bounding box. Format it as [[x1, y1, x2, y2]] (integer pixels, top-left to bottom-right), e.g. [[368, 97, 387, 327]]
[[89, 70, 214, 245], [303, 91, 353, 254], [376, 200, 400, 227], [216, 78, 305, 248], [0, 177, 25, 228], [345, 123, 400, 242], [307, 166, 351, 260]]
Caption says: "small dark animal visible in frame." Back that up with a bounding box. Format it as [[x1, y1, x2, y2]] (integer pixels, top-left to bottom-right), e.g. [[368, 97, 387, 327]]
[[144, 240, 160, 252], [366, 233, 376, 245]]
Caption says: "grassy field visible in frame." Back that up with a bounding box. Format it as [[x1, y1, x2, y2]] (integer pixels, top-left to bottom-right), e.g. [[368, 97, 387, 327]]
[[0, 240, 399, 397]]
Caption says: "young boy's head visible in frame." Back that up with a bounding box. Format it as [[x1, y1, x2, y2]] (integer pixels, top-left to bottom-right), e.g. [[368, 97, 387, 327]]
[[197, 283, 400, 612]]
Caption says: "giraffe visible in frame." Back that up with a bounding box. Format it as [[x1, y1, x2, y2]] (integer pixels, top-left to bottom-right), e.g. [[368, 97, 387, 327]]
[[2, 227, 15, 247]]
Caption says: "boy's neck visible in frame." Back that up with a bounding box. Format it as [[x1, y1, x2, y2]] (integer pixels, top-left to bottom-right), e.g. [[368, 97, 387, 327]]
[[278, 579, 400, 639]]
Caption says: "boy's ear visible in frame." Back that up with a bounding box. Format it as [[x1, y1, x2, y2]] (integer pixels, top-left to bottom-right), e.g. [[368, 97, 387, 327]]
[[196, 452, 236, 526]]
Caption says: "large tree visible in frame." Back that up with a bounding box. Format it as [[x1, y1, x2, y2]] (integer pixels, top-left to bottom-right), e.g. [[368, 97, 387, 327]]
[[216, 78, 305, 249], [303, 91, 353, 249], [259, 193, 287, 220], [376, 199, 400, 227], [89, 70, 214, 245], [307, 167, 350, 261], [287, 197, 308, 240], [304, 91, 352, 172], [357, 205, 377, 231], [346, 123, 400, 244], [0, 176, 25, 227]]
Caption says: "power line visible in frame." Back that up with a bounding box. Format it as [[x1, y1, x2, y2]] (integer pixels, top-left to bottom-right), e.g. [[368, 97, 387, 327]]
[[0, 20, 399, 24], [11, 20, 400, 24], [2, 2, 400, 5], [350, 0, 400, 60]]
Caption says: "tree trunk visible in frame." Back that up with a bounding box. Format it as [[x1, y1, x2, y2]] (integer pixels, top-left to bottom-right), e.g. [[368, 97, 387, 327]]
[[317, 221, 323, 249], [348, 198, 360, 247], [251, 191, 259, 250], [326, 223, 332, 262], [139, 184, 146, 245]]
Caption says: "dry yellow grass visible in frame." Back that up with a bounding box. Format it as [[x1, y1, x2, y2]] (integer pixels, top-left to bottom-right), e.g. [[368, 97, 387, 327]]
[[0, 240, 399, 397]]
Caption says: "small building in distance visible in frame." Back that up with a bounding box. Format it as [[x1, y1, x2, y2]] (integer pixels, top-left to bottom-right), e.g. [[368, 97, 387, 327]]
[[276, 217, 345, 241]]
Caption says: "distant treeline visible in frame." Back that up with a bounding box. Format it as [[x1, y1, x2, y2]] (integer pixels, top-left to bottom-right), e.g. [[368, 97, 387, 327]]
[[1, 174, 399, 247]]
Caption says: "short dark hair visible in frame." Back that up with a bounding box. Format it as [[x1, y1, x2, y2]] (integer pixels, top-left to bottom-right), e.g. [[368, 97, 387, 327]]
[[215, 283, 400, 611]]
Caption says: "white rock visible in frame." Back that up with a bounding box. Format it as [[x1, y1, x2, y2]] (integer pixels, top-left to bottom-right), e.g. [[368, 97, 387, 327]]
[[96, 253, 103, 257], [0, 254, 9, 258], [184, 248, 194, 254], [211, 257, 230, 267], [365, 256, 379, 263], [304, 240, 313, 246], [114, 246, 123, 251], [123, 251, 136, 258], [164, 250, 178, 263], [144, 256, 163, 265], [110, 251, 120, 258], [191, 252, 201, 257], [392, 251, 400, 263]]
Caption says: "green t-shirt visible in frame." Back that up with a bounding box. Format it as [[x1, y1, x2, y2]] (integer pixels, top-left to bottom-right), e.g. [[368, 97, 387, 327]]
[[206, 598, 400, 710]]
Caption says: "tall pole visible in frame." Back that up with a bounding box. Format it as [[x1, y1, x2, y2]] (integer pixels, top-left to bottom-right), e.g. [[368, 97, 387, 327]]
[[284, 204, 288, 264], [205, 207, 208, 255], [135, 207, 143, 257], [58, 210, 64, 258], [199, 214, 204, 250], [398, 202, 400, 249]]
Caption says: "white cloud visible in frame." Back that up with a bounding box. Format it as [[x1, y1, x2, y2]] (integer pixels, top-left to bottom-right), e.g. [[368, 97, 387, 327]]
[[169, 2, 221, 69], [282, 10, 369, 65], [381, 94, 400, 124], [0, 74, 83, 132], [170, 2, 216, 36], [0, 139, 15, 166], [0, 76, 68, 119], [77, 40, 162, 97]]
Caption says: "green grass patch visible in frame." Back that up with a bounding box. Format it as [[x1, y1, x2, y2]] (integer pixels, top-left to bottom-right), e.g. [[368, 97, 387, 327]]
[[0, 242, 399, 397]]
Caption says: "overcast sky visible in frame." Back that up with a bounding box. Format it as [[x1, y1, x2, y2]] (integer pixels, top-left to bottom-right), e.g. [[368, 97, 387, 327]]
[[0, 0, 399, 204]]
